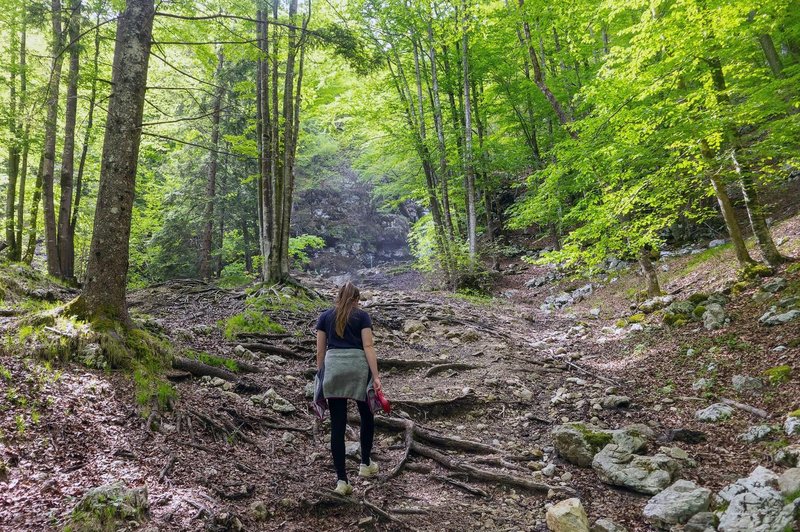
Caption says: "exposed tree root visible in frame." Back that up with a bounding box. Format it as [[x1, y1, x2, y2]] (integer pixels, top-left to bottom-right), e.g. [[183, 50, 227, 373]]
[[720, 397, 769, 418], [237, 342, 305, 359], [235, 332, 292, 341], [379, 358, 439, 370], [393, 389, 480, 417], [302, 488, 415, 530], [173, 357, 237, 381], [424, 363, 481, 377], [435, 476, 489, 498]]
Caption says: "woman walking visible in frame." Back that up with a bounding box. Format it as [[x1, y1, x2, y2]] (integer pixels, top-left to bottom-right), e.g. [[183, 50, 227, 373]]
[[315, 282, 383, 495]]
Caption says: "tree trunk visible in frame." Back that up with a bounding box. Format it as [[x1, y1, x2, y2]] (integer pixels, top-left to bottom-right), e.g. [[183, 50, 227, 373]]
[[5, 6, 20, 258], [732, 150, 785, 267], [428, 19, 455, 239], [441, 44, 463, 238], [759, 34, 783, 78], [462, 0, 478, 259], [702, 141, 754, 267], [638, 247, 661, 297], [71, 0, 155, 324], [56, 0, 82, 282], [23, 155, 45, 264], [199, 50, 224, 279], [43, 0, 66, 278], [71, 11, 101, 270], [13, 9, 29, 262]]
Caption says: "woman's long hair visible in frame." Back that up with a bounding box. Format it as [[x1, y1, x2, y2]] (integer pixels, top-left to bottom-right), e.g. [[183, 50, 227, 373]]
[[334, 282, 360, 338]]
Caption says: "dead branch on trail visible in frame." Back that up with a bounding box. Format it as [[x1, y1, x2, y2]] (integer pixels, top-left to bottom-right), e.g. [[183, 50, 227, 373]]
[[173, 356, 237, 381], [393, 389, 480, 417], [424, 363, 481, 377], [720, 398, 769, 418], [435, 476, 490, 498], [237, 342, 305, 359]]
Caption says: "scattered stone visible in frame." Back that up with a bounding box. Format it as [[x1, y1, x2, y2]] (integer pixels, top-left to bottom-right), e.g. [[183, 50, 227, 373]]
[[695, 403, 734, 422], [545, 498, 589, 532], [785, 412, 800, 436], [590, 518, 628, 532], [542, 464, 557, 477], [402, 320, 426, 334], [702, 303, 727, 330], [760, 308, 800, 326], [601, 395, 631, 409], [774, 445, 800, 468], [592, 444, 683, 495], [752, 290, 773, 305], [739, 425, 773, 443], [778, 468, 800, 498], [761, 277, 786, 293], [561, 471, 573, 482], [249, 501, 270, 521], [683, 512, 718, 532], [69, 482, 148, 531], [708, 239, 726, 248], [692, 378, 713, 391], [643, 479, 711, 529], [589, 308, 601, 318], [717, 466, 797, 532], [304, 382, 315, 399], [552, 423, 613, 467], [639, 295, 675, 314], [210, 377, 226, 387], [731, 375, 763, 393]]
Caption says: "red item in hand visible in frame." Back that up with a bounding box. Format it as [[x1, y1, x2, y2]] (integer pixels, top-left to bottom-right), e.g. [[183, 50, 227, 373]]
[[375, 388, 391, 413]]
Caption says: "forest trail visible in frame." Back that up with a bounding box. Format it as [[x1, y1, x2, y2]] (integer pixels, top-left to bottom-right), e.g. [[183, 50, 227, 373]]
[[2, 264, 800, 531]]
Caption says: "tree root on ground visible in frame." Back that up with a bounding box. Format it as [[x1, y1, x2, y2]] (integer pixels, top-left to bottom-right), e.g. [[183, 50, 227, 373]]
[[236, 342, 305, 359], [392, 389, 480, 417], [172, 357, 264, 393], [301, 487, 416, 530], [424, 363, 481, 377], [379, 358, 440, 370]]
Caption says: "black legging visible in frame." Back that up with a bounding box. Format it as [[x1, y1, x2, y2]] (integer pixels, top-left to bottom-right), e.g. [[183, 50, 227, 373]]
[[328, 398, 374, 482]]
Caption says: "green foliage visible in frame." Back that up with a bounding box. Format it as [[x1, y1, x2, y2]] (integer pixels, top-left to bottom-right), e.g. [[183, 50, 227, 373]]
[[221, 309, 285, 340], [762, 365, 792, 385], [218, 263, 254, 289], [288, 234, 326, 268], [186, 349, 238, 372]]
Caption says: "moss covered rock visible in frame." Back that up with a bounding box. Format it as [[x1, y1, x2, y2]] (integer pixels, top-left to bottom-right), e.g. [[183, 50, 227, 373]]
[[67, 482, 148, 532]]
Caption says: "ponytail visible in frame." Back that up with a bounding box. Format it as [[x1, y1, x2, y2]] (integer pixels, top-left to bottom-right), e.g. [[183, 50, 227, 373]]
[[334, 282, 360, 338]]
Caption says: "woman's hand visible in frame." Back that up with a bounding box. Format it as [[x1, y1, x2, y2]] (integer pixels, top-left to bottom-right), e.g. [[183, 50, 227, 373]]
[[372, 376, 382, 393]]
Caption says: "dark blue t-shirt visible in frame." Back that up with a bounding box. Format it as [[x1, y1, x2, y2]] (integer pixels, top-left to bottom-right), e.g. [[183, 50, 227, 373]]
[[316, 308, 373, 350]]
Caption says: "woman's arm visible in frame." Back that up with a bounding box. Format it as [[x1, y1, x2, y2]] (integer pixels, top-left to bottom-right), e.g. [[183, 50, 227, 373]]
[[316, 330, 326, 370], [361, 328, 382, 392]]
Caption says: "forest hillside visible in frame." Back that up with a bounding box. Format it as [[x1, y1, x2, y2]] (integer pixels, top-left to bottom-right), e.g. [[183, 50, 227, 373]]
[[1, 0, 799, 530]]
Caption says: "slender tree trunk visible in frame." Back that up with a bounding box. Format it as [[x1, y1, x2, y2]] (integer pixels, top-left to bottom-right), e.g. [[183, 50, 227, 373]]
[[759, 34, 783, 78], [43, 0, 65, 277], [638, 247, 661, 297], [440, 44, 464, 238], [518, 0, 576, 137], [56, 0, 82, 282], [5, 6, 20, 257], [71, 0, 155, 324], [462, 0, 478, 259], [702, 141, 754, 267], [23, 155, 45, 264], [199, 50, 224, 279], [216, 155, 227, 277], [71, 11, 101, 265], [732, 150, 785, 267], [13, 10, 29, 262]]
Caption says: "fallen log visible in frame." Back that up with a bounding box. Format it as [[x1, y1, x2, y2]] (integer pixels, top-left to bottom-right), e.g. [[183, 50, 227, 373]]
[[173, 357, 237, 382], [393, 389, 480, 417], [720, 398, 769, 419], [424, 363, 480, 377], [237, 342, 304, 359]]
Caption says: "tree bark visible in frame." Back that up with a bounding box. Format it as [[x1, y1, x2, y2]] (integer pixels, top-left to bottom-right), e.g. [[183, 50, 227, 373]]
[[199, 50, 224, 279], [637, 247, 661, 297], [732, 150, 785, 267], [462, 0, 478, 259], [56, 0, 82, 282], [71, 0, 155, 324], [23, 155, 45, 264], [43, 0, 66, 277], [13, 9, 29, 262], [758, 34, 783, 78], [5, 5, 20, 258]]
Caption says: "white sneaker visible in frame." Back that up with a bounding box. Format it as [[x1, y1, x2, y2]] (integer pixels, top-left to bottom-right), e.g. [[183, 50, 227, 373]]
[[359, 461, 379, 478], [333, 480, 353, 496]]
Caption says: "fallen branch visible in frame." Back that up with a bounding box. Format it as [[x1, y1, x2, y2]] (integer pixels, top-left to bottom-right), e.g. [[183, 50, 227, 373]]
[[173, 357, 237, 382], [720, 398, 769, 419], [393, 390, 480, 417], [379, 358, 438, 370], [424, 363, 480, 377], [238, 342, 305, 359], [159, 453, 176, 481], [367, 415, 509, 456], [435, 476, 490, 498]]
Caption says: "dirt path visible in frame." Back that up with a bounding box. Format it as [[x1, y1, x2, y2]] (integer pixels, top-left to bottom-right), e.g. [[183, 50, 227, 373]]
[[2, 270, 799, 531]]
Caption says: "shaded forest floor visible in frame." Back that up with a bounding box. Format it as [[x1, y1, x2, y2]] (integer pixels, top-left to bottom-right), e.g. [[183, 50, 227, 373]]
[[1, 219, 800, 531]]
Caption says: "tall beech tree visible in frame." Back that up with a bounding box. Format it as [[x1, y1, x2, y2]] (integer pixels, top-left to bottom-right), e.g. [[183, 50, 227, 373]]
[[70, 0, 155, 323]]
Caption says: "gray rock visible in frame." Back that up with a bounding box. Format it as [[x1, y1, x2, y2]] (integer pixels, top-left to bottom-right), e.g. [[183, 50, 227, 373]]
[[760, 308, 800, 326], [706, 293, 729, 306], [270, 397, 296, 414], [304, 382, 315, 399], [545, 498, 590, 532], [592, 444, 683, 495], [70, 482, 148, 530], [542, 463, 557, 477], [774, 444, 800, 468], [739, 425, 772, 443], [785, 414, 800, 436], [683, 512, 718, 532], [761, 277, 786, 293], [702, 303, 727, 330], [778, 468, 800, 498], [589, 308, 602, 318], [752, 290, 773, 305], [708, 239, 726, 248], [731, 375, 763, 393], [601, 395, 631, 409], [643, 479, 712, 529], [210, 377, 227, 387], [717, 466, 797, 532], [402, 319, 426, 334], [695, 403, 734, 422], [552, 423, 614, 467], [590, 518, 628, 532], [639, 295, 675, 314], [666, 300, 696, 317], [692, 378, 713, 391], [778, 296, 800, 309]]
